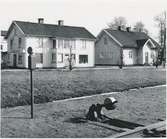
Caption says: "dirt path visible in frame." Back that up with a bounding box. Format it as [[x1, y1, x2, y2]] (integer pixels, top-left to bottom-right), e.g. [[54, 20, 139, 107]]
[[1, 86, 166, 138]]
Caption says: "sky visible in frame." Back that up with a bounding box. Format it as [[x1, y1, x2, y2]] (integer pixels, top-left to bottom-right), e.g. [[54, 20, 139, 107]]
[[0, 0, 167, 40]]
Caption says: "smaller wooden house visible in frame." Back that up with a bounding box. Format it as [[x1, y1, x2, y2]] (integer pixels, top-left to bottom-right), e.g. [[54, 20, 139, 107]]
[[95, 27, 160, 66]]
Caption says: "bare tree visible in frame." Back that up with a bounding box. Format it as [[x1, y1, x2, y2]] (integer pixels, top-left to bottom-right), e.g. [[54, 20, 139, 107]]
[[154, 11, 166, 66], [108, 16, 127, 30], [133, 21, 149, 34]]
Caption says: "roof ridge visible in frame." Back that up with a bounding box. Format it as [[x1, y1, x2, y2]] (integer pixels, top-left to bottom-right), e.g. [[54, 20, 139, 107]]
[[14, 20, 86, 29], [105, 28, 149, 34], [9, 20, 96, 39]]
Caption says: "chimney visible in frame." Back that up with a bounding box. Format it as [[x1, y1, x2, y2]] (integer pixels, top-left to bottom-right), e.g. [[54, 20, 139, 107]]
[[38, 18, 44, 24], [58, 20, 64, 26], [118, 26, 121, 30], [126, 27, 131, 32], [138, 28, 142, 32]]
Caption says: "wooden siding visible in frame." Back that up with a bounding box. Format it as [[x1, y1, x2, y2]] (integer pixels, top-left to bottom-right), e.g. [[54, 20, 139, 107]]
[[95, 31, 121, 65], [7, 24, 26, 67]]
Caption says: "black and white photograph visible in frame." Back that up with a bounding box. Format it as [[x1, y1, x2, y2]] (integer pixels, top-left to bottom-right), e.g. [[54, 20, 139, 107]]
[[0, 0, 166, 138]]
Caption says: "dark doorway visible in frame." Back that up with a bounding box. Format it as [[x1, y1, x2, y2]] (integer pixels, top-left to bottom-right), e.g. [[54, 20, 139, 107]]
[[13, 54, 17, 67]]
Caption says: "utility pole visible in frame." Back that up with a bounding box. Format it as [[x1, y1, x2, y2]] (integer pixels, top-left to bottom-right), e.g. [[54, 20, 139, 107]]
[[27, 47, 34, 119], [69, 45, 72, 71]]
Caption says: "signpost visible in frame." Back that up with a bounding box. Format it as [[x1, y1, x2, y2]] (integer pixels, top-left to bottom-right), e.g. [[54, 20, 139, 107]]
[[27, 47, 34, 119]]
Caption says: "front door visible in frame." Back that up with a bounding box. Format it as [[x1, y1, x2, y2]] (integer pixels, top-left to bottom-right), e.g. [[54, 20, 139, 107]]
[[13, 54, 17, 67], [145, 52, 149, 64]]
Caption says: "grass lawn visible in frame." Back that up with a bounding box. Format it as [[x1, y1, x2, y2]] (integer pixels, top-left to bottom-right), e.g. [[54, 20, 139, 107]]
[[1, 86, 166, 138], [1, 68, 166, 108]]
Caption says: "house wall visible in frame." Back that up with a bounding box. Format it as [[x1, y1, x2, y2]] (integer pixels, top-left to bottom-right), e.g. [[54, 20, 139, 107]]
[[7, 24, 26, 67], [75, 39, 94, 67], [137, 47, 143, 64], [25, 37, 52, 68], [56, 39, 94, 68], [22, 37, 95, 68], [95, 32, 121, 65]]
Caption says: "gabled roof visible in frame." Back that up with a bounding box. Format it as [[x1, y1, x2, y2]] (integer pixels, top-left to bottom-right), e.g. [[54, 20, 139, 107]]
[[6, 21, 96, 40], [104, 29, 160, 49]]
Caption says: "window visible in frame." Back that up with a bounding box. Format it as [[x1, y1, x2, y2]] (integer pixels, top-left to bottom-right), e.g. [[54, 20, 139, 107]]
[[18, 38, 22, 48], [129, 51, 133, 59], [70, 40, 76, 49], [52, 53, 56, 63], [151, 51, 154, 58], [36, 53, 43, 63], [53, 40, 56, 49], [18, 55, 23, 64], [58, 40, 63, 49], [40, 54, 43, 63], [81, 40, 86, 49], [10, 39, 13, 50], [145, 52, 148, 57], [79, 55, 88, 64], [64, 40, 70, 49], [57, 53, 63, 63], [104, 37, 107, 45], [38, 38, 43, 48]]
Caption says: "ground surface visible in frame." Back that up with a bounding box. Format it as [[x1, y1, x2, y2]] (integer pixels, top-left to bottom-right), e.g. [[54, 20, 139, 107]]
[[1, 67, 166, 108], [1, 86, 166, 138]]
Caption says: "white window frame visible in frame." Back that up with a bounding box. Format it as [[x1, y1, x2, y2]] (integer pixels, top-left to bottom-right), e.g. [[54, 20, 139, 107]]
[[64, 40, 70, 49], [129, 51, 133, 59], [81, 40, 86, 49], [79, 55, 88, 64], [151, 51, 154, 58], [104, 37, 107, 45], [58, 40, 63, 49], [18, 54, 23, 64], [18, 38, 22, 48], [10, 39, 13, 50], [40, 53, 43, 63], [53, 40, 56, 49], [57, 53, 63, 63], [52, 53, 56, 63]]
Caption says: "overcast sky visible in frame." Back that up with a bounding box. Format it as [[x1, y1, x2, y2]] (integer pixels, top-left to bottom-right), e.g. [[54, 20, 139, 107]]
[[0, 0, 166, 40]]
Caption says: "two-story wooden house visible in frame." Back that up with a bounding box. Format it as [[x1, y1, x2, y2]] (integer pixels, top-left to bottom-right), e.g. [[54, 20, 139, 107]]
[[6, 19, 95, 68]]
